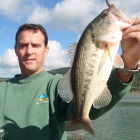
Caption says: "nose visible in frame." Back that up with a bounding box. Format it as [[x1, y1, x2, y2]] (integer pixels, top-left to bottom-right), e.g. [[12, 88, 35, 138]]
[[26, 45, 33, 55]]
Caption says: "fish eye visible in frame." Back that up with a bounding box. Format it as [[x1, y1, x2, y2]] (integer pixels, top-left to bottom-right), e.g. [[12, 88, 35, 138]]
[[101, 13, 108, 18]]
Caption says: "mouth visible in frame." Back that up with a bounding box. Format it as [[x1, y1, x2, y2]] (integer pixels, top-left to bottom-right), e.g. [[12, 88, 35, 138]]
[[25, 58, 35, 62]]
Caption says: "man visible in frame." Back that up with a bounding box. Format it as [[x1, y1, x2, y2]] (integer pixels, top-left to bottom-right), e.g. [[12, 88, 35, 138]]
[[0, 17, 140, 140]]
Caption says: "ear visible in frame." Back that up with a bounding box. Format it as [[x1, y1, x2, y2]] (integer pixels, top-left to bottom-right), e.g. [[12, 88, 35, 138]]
[[14, 46, 18, 56], [45, 46, 49, 57]]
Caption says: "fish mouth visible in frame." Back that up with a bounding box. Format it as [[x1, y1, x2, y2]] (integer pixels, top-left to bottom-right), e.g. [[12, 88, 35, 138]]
[[110, 4, 133, 29]]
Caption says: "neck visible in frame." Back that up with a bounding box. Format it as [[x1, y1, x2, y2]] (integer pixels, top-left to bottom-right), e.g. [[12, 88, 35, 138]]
[[21, 69, 44, 76]]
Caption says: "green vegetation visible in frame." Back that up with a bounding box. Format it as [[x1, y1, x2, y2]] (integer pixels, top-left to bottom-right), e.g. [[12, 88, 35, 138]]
[[0, 67, 140, 93], [0, 78, 10, 83], [47, 67, 69, 75]]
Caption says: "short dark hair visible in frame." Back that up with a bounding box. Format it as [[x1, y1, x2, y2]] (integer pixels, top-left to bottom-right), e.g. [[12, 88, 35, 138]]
[[15, 24, 48, 46]]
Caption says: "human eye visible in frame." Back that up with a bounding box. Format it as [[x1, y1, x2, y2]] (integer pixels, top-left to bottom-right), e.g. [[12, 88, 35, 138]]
[[32, 44, 40, 48], [19, 43, 27, 49]]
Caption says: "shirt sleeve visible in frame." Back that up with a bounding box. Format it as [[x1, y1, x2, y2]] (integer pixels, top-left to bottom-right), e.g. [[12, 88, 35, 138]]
[[59, 68, 134, 121]]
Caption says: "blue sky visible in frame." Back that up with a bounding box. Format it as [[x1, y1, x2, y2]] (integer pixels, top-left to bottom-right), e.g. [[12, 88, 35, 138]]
[[0, 0, 140, 77]]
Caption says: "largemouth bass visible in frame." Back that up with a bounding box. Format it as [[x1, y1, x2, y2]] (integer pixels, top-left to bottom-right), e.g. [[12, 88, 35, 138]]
[[57, 0, 132, 136]]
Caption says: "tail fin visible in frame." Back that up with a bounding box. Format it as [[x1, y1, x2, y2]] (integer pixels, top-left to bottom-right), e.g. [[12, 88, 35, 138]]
[[63, 117, 95, 136]]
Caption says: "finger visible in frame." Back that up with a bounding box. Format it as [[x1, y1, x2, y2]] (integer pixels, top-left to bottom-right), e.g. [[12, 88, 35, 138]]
[[123, 24, 140, 36], [130, 18, 140, 25], [123, 32, 140, 44]]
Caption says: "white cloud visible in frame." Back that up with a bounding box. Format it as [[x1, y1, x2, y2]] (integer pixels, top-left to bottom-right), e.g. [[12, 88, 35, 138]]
[[44, 41, 70, 70], [114, 0, 140, 17], [52, 0, 94, 29], [26, 0, 140, 33], [77, 34, 81, 42], [0, 49, 19, 68], [10, 68, 21, 74], [1, 0, 140, 32], [27, 5, 52, 24], [0, 68, 20, 78], [0, 0, 37, 22], [0, 49, 21, 77], [0, 49, 19, 77], [0, 0, 140, 77], [27, 0, 105, 33], [0, 69, 7, 75], [0, 41, 69, 77]]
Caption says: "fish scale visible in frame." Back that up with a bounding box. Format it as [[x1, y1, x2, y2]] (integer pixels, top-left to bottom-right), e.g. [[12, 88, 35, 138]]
[[57, 1, 132, 136], [72, 45, 100, 120]]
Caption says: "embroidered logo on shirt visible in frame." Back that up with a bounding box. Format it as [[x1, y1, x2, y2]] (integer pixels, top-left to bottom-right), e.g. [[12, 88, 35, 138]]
[[36, 94, 49, 104], [39, 94, 49, 101]]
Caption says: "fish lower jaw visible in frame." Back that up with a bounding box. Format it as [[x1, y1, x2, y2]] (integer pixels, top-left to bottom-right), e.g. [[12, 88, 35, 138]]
[[120, 21, 133, 30], [94, 31, 122, 45], [103, 37, 120, 44], [94, 37, 120, 48]]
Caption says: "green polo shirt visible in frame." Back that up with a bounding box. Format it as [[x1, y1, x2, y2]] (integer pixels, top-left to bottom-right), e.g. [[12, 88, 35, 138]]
[[0, 69, 133, 140]]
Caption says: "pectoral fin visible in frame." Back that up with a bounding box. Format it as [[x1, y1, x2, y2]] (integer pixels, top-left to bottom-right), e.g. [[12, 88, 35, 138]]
[[107, 46, 113, 62], [114, 53, 124, 68], [93, 86, 112, 109], [98, 49, 108, 73], [57, 68, 74, 103]]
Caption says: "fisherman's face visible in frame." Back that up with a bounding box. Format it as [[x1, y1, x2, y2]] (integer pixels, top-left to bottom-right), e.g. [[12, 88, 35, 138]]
[[15, 30, 49, 76]]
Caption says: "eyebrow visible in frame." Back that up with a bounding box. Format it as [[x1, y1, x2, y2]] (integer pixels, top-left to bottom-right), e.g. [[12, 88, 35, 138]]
[[17, 41, 28, 45], [17, 42, 41, 46]]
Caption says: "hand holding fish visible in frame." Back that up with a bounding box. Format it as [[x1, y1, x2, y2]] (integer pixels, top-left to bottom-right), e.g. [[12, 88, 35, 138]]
[[121, 17, 140, 69]]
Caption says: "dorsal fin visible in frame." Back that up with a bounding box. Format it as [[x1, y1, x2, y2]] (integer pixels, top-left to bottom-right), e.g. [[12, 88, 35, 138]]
[[68, 43, 77, 66]]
